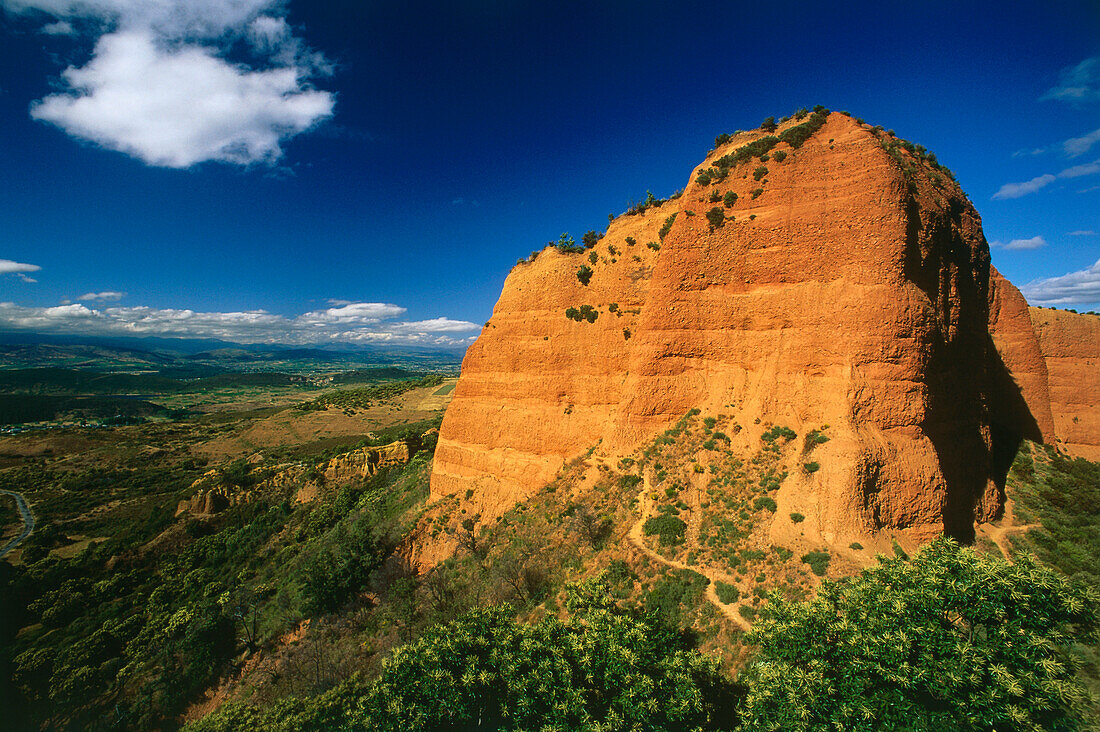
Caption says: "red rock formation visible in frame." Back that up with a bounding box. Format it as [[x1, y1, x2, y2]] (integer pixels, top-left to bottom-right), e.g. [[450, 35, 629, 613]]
[[430, 112, 1064, 554], [1029, 307, 1100, 460]]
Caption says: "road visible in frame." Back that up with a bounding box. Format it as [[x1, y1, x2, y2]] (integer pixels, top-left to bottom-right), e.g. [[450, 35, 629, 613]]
[[627, 470, 752, 632], [0, 489, 35, 558]]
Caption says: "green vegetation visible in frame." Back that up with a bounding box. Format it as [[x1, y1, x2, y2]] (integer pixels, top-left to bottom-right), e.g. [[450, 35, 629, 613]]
[[706, 207, 726, 231], [849, 542, 863, 550], [752, 165, 768, 181], [777, 108, 829, 149], [565, 305, 599, 323], [760, 116, 777, 132], [803, 461, 820, 474], [714, 132, 732, 147], [625, 236, 636, 246], [647, 240, 660, 251], [760, 425, 796, 443], [771, 149, 787, 162], [296, 375, 445, 411], [741, 539, 1098, 731], [801, 550, 831, 576], [582, 230, 601, 249], [790, 512, 805, 524], [577, 264, 593, 285], [554, 232, 585, 254], [658, 213, 677, 241], [750, 188, 763, 199], [723, 190, 737, 207], [715, 581, 740, 604], [644, 514, 687, 545], [752, 496, 776, 513]]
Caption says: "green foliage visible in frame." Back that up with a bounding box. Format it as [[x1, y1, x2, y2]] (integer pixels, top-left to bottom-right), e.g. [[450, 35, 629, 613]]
[[715, 581, 740, 604], [706, 207, 726, 231], [752, 496, 777, 513], [659, 213, 677, 241], [646, 240, 660, 251], [582, 230, 602, 249], [565, 304, 599, 323], [760, 116, 777, 132], [760, 425, 796, 443], [849, 542, 864, 550], [771, 149, 787, 162], [753, 165, 768, 181], [300, 522, 383, 615], [577, 265, 594, 285], [703, 416, 717, 429], [790, 512, 805, 524], [588, 250, 599, 264], [709, 188, 722, 203], [554, 232, 585, 254], [801, 550, 831, 576], [777, 108, 829, 149], [296, 375, 444, 411], [803, 461, 820, 474], [714, 132, 732, 147], [643, 514, 687, 545], [625, 236, 636, 247], [646, 569, 709, 627], [741, 539, 1099, 731], [750, 188, 764, 199], [723, 190, 737, 208]]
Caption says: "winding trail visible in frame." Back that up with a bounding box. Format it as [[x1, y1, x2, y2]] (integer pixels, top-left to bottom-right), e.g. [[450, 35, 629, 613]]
[[627, 471, 752, 632], [0, 490, 35, 559], [978, 499, 1039, 562]]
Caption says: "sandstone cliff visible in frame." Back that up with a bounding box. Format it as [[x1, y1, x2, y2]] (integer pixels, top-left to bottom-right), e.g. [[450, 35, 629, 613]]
[[1028, 307, 1100, 460], [430, 111, 1072, 554]]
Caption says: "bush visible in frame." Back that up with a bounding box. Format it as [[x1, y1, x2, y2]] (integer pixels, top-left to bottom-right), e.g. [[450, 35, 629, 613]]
[[723, 191, 737, 208], [753, 165, 768, 181], [803, 462, 820, 474], [714, 132, 732, 147], [777, 108, 829, 149], [715, 581, 740, 604], [625, 236, 636, 247], [709, 188, 722, 203], [849, 542, 863, 550], [695, 169, 712, 186], [741, 539, 1099, 732], [582, 230, 601, 249], [705, 207, 725, 231], [643, 515, 687, 545], [554, 232, 585, 254], [576, 266, 593, 286], [760, 116, 777, 132], [801, 550, 830, 576], [753, 496, 777, 513], [565, 305, 599, 323], [771, 149, 787, 162], [646, 569, 709, 627], [658, 213, 677, 241], [703, 416, 717, 429], [761, 425, 796, 443], [646, 241, 660, 251], [790, 512, 805, 524], [750, 188, 764, 199]]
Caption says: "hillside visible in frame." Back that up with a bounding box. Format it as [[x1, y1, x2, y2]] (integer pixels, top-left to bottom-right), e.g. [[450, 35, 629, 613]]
[[429, 109, 1100, 566]]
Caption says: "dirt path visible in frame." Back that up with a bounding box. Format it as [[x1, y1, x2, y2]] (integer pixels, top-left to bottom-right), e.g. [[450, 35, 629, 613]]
[[627, 471, 752, 632], [978, 499, 1040, 562], [0, 489, 35, 558]]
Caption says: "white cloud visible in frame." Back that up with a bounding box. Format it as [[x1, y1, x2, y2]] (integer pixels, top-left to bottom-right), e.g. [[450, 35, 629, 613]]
[[1068, 230, 1097, 236], [990, 236, 1047, 251], [40, 19, 74, 34], [0, 299, 479, 346], [17, 274, 38, 283], [1064, 128, 1100, 157], [1042, 57, 1100, 104], [5, 0, 334, 168], [1021, 258, 1100, 306], [76, 290, 125, 301], [1059, 158, 1100, 179], [1012, 147, 1047, 158], [992, 174, 1055, 199], [0, 259, 41, 275]]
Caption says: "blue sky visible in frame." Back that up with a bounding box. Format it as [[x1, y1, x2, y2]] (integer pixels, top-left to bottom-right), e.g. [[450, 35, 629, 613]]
[[0, 0, 1098, 346]]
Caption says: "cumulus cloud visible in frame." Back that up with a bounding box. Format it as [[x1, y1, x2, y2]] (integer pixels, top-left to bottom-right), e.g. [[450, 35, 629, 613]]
[[992, 174, 1056, 199], [76, 290, 125, 301], [1042, 56, 1100, 104], [0, 299, 480, 346], [989, 236, 1047, 251], [5, 0, 334, 167], [1021, 258, 1100, 307], [0, 259, 41, 275], [1064, 128, 1100, 157]]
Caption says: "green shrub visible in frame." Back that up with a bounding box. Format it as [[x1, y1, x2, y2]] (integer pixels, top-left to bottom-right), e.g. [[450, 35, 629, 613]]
[[750, 188, 764, 199], [554, 232, 584, 254], [801, 550, 830, 576], [565, 305, 599, 323], [646, 569, 709, 627], [761, 425, 797, 443], [709, 188, 722, 203], [625, 236, 636, 247], [753, 165, 768, 181], [715, 581, 740, 604], [703, 416, 717, 429], [753, 496, 777, 513], [778, 108, 829, 149], [849, 542, 863, 550], [582, 230, 601, 249], [803, 462, 820, 474], [587, 251, 598, 264], [695, 169, 712, 186], [705, 207, 725, 231], [646, 241, 660, 251], [643, 515, 687, 545], [772, 149, 787, 162], [723, 191, 737, 208], [576, 265, 593, 285], [714, 132, 732, 147], [790, 512, 805, 523], [658, 213, 677, 241], [739, 604, 757, 620], [760, 116, 777, 132]]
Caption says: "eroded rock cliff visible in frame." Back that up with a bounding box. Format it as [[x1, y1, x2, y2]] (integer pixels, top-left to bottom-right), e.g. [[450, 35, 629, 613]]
[[430, 111, 1071, 553], [1029, 307, 1100, 460]]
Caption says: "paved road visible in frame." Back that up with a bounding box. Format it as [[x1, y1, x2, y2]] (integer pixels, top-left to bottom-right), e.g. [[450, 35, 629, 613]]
[[0, 489, 34, 558]]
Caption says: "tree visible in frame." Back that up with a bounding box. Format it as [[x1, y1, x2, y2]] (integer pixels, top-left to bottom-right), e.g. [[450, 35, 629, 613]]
[[760, 116, 777, 132], [576, 265, 593, 285], [582, 230, 602, 249], [739, 538, 1099, 732]]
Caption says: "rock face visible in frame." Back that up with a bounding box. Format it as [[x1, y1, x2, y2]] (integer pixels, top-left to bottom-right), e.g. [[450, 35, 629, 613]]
[[430, 112, 1077, 549], [1029, 307, 1100, 460]]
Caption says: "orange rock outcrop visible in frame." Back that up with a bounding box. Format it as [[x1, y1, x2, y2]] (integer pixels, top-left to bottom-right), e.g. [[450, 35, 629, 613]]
[[1028, 307, 1100, 460], [430, 112, 1090, 553]]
